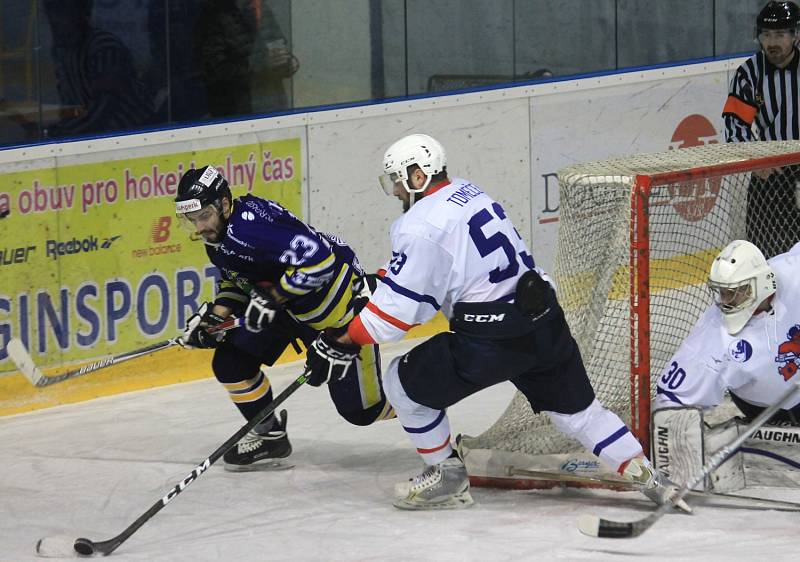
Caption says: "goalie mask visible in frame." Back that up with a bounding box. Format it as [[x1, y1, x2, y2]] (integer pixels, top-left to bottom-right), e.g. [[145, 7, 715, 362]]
[[175, 166, 232, 245], [379, 133, 446, 207], [707, 240, 777, 335]]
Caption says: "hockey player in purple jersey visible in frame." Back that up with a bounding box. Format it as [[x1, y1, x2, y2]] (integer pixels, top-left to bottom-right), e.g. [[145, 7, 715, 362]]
[[175, 165, 393, 471]]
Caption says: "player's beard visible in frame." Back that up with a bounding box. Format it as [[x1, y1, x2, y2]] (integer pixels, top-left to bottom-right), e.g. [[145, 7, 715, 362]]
[[199, 224, 223, 244]]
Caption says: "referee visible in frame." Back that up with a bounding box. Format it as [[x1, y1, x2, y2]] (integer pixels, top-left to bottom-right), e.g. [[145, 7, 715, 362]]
[[723, 1, 800, 258]]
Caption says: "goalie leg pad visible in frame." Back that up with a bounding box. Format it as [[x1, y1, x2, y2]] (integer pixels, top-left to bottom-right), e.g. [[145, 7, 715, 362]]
[[740, 423, 800, 487], [652, 407, 745, 492]]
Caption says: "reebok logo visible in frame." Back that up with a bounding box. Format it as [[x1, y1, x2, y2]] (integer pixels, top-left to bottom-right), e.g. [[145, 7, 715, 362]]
[[46, 235, 121, 260]]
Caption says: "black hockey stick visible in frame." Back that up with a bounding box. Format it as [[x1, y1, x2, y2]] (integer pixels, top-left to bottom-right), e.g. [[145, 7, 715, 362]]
[[578, 380, 800, 539], [35, 371, 308, 557], [8, 317, 243, 388]]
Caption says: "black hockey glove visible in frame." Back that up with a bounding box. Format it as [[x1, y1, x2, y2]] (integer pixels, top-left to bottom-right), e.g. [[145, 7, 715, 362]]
[[304, 332, 360, 387], [244, 289, 279, 333], [515, 269, 552, 318], [180, 302, 227, 349]]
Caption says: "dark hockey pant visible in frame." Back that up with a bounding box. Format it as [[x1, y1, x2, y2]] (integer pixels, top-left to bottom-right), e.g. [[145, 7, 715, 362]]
[[212, 310, 392, 427]]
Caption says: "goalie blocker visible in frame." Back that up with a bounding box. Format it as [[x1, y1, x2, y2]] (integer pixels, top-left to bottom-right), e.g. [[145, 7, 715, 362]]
[[652, 407, 800, 492]]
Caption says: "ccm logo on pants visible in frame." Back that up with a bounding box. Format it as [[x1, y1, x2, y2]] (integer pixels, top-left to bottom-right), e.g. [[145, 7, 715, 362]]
[[462, 314, 505, 322]]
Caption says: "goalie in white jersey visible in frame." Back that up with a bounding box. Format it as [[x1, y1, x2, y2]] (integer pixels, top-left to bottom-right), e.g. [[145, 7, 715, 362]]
[[654, 240, 800, 421], [303, 133, 685, 510]]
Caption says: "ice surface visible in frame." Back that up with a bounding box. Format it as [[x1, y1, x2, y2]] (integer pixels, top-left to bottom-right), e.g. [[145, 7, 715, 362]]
[[1, 339, 797, 562]]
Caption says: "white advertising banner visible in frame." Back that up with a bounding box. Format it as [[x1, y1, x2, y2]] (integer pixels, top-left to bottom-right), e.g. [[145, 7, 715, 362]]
[[306, 99, 532, 271]]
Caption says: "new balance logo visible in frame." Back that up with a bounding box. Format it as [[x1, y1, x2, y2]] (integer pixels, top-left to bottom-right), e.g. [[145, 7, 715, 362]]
[[151, 216, 172, 243]]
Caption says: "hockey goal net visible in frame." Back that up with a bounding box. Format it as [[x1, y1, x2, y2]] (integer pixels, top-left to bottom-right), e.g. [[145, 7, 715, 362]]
[[461, 140, 800, 488]]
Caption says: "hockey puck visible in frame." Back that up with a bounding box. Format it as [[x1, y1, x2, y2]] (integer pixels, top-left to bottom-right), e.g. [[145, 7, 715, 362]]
[[73, 537, 95, 556]]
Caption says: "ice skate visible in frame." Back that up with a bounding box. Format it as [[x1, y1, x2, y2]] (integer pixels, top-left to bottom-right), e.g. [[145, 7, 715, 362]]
[[393, 453, 474, 510], [622, 456, 692, 513], [224, 410, 293, 472]]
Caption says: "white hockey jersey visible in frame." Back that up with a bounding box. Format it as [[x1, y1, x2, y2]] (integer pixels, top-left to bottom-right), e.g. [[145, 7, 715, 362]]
[[654, 242, 800, 411], [348, 178, 550, 345]]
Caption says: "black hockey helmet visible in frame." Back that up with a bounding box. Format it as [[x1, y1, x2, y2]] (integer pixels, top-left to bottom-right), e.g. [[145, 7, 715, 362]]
[[175, 165, 232, 215], [757, 1, 800, 32]]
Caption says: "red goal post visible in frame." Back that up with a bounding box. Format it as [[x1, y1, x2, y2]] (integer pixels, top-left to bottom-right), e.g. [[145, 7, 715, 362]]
[[460, 140, 800, 489]]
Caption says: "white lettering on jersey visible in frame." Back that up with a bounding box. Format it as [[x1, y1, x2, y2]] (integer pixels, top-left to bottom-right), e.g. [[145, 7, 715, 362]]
[[357, 178, 552, 344]]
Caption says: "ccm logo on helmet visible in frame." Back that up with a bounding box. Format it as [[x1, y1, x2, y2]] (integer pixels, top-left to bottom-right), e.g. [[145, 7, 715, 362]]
[[463, 313, 506, 322]]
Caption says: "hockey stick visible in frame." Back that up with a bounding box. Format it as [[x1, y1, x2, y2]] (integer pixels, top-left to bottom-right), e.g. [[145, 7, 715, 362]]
[[7, 317, 243, 388], [507, 466, 800, 512], [578, 380, 800, 539], [34, 371, 308, 558]]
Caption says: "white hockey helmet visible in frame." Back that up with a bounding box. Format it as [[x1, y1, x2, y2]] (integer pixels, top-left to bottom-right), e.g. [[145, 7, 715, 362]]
[[707, 240, 777, 335], [379, 133, 447, 198]]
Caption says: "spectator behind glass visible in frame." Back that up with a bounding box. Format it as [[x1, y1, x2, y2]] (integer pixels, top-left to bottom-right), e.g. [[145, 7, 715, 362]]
[[248, 1, 299, 114], [195, 0, 298, 119], [42, 0, 156, 139], [147, 0, 208, 123]]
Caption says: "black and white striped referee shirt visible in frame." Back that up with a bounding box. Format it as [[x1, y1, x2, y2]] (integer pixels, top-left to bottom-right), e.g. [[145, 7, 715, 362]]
[[723, 47, 800, 142]]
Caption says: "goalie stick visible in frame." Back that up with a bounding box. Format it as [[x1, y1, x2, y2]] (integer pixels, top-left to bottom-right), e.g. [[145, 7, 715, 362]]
[[506, 466, 800, 512], [578, 379, 800, 539], [7, 317, 244, 388], [34, 371, 308, 558]]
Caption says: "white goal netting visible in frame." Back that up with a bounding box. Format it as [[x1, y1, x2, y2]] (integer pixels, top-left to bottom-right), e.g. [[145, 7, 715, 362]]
[[463, 140, 800, 483]]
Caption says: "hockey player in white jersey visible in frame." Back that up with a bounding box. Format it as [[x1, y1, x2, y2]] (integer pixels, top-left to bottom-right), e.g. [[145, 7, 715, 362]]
[[303, 133, 685, 511], [654, 240, 800, 420]]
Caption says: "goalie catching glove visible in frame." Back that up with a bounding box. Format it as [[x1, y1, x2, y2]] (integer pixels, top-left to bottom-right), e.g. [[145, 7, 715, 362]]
[[180, 302, 227, 349], [245, 289, 280, 333], [304, 332, 360, 387]]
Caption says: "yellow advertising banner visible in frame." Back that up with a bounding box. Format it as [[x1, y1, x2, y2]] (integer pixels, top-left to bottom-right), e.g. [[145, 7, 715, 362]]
[[0, 138, 302, 373]]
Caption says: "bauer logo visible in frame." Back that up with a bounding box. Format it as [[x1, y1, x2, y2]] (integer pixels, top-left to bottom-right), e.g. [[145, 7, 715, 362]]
[[666, 114, 721, 222], [560, 459, 601, 473], [729, 339, 753, 363], [0, 245, 36, 266], [45, 235, 121, 260]]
